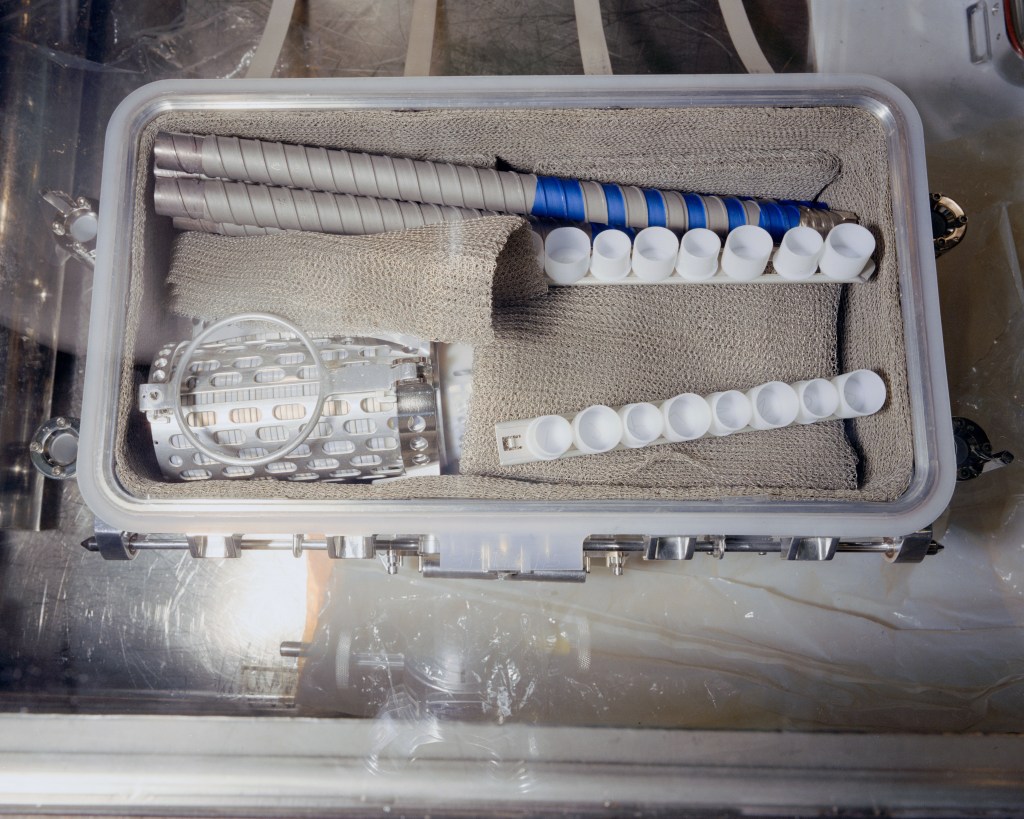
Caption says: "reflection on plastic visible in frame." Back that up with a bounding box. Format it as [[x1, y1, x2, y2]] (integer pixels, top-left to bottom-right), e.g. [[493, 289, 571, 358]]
[[293, 545, 1024, 736], [366, 699, 535, 790], [296, 568, 592, 728]]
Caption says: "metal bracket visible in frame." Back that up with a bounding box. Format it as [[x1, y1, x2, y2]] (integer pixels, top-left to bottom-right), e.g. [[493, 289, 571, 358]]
[[325, 535, 375, 560], [83, 519, 138, 561], [953, 416, 1014, 480], [42, 190, 98, 268], [186, 534, 243, 559], [882, 530, 943, 564], [780, 536, 839, 561], [29, 416, 79, 480], [931, 193, 968, 257]]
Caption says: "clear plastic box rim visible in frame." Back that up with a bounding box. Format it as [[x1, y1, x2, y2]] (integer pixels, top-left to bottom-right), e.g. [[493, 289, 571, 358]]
[[78, 74, 955, 538]]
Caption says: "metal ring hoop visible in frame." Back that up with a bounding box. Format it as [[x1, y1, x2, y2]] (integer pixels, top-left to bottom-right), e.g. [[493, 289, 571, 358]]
[[168, 313, 329, 468]]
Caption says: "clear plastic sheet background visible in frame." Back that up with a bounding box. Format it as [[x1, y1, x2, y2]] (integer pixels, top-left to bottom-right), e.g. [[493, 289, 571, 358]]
[[0, 0, 1022, 736]]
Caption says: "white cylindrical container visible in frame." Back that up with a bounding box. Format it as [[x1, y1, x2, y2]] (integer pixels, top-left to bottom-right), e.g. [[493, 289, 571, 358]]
[[820, 223, 876, 281], [660, 393, 713, 442], [706, 390, 754, 436], [676, 228, 722, 281], [721, 224, 773, 281], [746, 381, 800, 430], [530, 229, 545, 268], [772, 226, 824, 280], [571, 405, 623, 454], [524, 415, 574, 461], [544, 226, 591, 284], [793, 378, 841, 424], [832, 369, 887, 418], [631, 226, 679, 281], [590, 229, 633, 281], [618, 402, 665, 448]]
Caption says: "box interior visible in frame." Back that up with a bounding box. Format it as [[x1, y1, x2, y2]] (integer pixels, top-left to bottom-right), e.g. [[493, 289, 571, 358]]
[[115, 104, 913, 503]]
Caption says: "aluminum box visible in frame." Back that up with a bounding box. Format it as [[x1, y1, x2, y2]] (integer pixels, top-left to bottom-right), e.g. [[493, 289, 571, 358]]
[[78, 74, 955, 567]]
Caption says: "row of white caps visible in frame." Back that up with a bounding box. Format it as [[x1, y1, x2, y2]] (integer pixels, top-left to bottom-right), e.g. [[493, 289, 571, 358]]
[[500, 370, 887, 465], [537, 222, 877, 285]]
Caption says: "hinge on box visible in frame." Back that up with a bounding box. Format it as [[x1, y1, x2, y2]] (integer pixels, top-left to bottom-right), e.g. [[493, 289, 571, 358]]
[[80, 527, 943, 577], [580, 531, 940, 574]]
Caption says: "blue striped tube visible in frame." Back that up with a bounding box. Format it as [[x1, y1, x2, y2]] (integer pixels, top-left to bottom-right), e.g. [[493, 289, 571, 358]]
[[529, 176, 807, 241]]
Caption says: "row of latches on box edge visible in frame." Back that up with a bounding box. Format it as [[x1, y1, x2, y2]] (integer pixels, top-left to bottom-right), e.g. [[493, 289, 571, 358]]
[[82, 524, 940, 577]]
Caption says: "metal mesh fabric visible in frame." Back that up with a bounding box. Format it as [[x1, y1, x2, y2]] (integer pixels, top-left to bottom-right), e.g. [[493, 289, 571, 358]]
[[117, 104, 910, 502]]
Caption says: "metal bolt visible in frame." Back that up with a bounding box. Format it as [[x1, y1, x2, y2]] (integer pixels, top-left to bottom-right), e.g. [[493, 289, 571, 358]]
[[76, 197, 89, 207], [55, 417, 68, 429], [52, 222, 65, 235], [381, 550, 400, 575], [29, 441, 43, 453], [606, 552, 626, 576], [51, 465, 63, 476]]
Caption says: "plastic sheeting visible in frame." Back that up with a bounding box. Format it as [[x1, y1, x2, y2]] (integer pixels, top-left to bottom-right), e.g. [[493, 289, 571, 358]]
[[294, 537, 1024, 732], [1, 0, 1022, 737]]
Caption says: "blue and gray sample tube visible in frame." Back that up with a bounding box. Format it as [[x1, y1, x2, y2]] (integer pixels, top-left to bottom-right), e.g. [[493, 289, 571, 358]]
[[153, 131, 855, 240]]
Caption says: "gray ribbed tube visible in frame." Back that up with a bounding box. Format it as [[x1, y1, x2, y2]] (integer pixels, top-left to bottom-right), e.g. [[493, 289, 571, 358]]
[[155, 131, 536, 214], [154, 132, 860, 239], [171, 217, 282, 236], [154, 177, 494, 234]]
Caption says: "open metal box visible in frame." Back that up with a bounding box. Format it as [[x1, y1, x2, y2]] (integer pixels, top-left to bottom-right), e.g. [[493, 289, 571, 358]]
[[78, 74, 956, 575]]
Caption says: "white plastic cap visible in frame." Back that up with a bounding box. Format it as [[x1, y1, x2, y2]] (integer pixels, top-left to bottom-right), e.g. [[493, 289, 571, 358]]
[[590, 229, 633, 281], [571, 405, 623, 454], [746, 381, 800, 430], [820, 223, 875, 282], [832, 369, 887, 418], [545, 226, 591, 285], [660, 393, 712, 442], [721, 225, 773, 281], [772, 226, 824, 280], [524, 415, 574, 460], [676, 228, 722, 281], [618, 402, 665, 448], [707, 390, 753, 436], [632, 226, 679, 282], [793, 378, 840, 424]]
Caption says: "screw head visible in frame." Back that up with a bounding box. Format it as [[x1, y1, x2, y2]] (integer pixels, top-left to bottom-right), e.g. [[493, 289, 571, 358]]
[[51, 465, 63, 476], [55, 417, 68, 428], [52, 222, 65, 235], [29, 441, 43, 453]]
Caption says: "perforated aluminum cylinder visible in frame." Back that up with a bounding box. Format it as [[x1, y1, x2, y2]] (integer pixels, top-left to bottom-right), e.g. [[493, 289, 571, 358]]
[[139, 332, 440, 482]]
